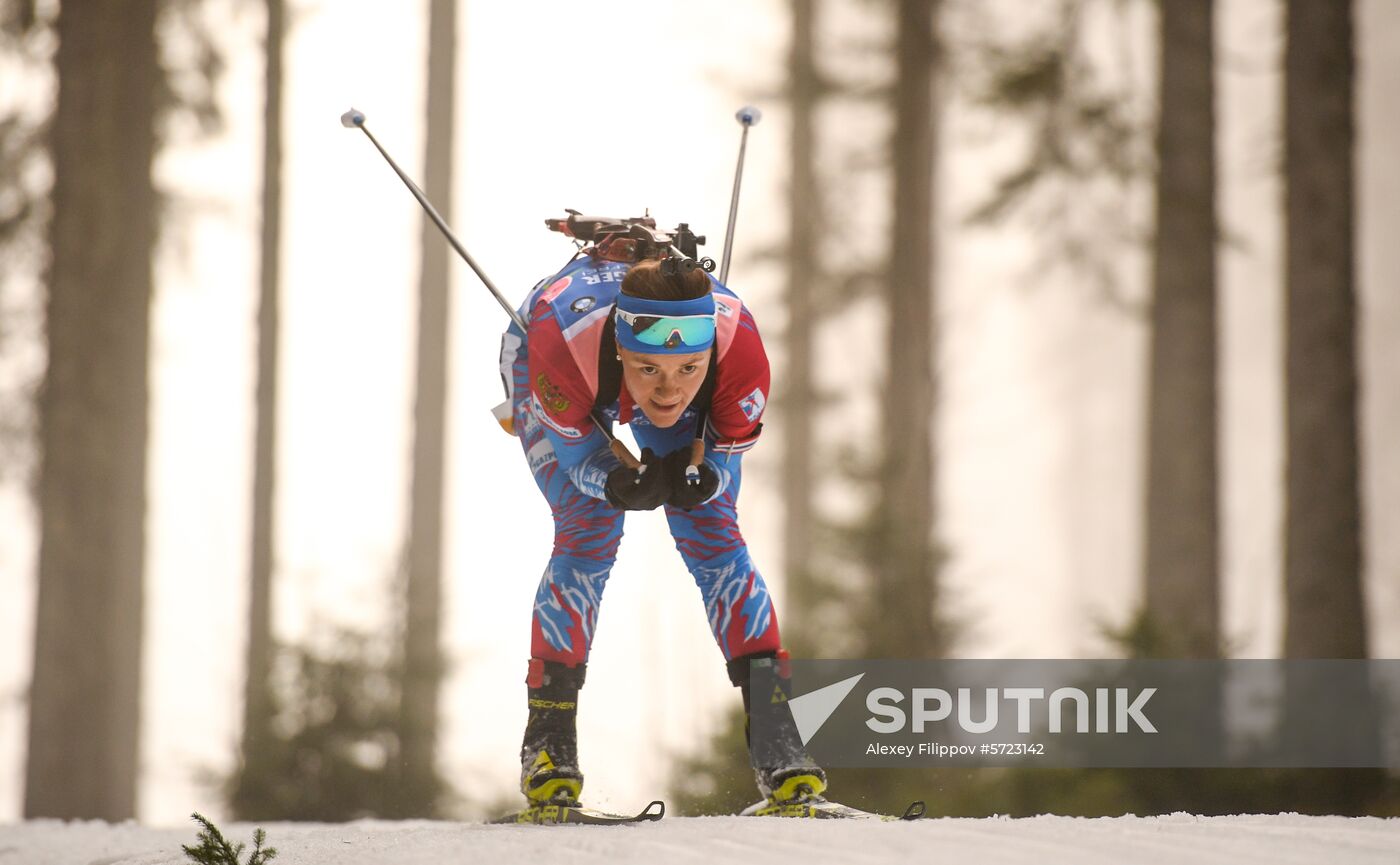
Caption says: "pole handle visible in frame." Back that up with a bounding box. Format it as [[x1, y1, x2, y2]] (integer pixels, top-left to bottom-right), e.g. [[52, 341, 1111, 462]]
[[610, 436, 641, 470]]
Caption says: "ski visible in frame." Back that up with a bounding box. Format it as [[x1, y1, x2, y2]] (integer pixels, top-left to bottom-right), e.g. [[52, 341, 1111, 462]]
[[740, 797, 926, 821], [491, 799, 666, 826]]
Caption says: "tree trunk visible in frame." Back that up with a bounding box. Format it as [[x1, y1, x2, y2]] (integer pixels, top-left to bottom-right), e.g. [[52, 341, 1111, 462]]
[[233, 0, 285, 818], [1143, 0, 1219, 658], [25, 0, 158, 820], [398, 0, 457, 816], [867, 0, 944, 659], [782, 0, 820, 655], [1282, 0, 1365, 660]]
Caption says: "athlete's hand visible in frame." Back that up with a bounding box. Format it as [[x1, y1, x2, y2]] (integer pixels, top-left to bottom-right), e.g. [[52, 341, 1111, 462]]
[[604, 448, 671, 510], [663, 447, 719, 511]]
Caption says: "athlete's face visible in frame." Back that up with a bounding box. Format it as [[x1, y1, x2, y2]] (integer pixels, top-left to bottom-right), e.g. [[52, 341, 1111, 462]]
[[618, 347, 712, 428]]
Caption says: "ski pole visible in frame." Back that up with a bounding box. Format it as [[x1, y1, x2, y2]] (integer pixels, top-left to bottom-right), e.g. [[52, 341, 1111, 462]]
[[686, 106, 764, 483], [718, 106, 761, 286], [340, 107, 641, 469]]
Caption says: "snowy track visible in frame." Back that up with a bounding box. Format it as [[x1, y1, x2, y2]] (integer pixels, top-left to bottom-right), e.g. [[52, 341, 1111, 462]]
[[3, 813, 1398, 865]]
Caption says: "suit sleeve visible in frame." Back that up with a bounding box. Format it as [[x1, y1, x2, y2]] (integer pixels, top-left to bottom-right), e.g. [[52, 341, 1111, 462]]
[[706, 303, 770, 453], [527, 307, 621, 500]]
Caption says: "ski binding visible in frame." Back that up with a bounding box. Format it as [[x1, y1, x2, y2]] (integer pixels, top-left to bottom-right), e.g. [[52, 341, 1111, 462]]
[[493, 798, 666, 826], [741, 797, 925, 821]]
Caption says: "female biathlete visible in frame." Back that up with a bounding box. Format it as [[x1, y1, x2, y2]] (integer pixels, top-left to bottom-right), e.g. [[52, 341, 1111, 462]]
[[498, 249, 828, 819]]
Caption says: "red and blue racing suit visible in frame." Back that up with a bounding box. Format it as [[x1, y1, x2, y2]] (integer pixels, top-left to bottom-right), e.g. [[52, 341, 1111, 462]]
[[498, 256, 781, 669]]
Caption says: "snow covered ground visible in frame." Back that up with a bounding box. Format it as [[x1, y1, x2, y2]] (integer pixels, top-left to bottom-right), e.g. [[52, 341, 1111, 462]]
[[2, 813, 1397, 865]]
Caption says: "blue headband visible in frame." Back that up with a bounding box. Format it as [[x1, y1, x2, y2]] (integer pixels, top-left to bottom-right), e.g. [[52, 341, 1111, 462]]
[[614, 292, 717, 354]]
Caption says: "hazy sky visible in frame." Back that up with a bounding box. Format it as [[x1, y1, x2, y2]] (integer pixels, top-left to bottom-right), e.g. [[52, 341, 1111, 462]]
[[0, 0, 1397, 824]]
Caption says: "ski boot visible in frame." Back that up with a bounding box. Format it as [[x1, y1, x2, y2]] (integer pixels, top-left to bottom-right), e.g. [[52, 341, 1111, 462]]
[[730, 651, 828, 816], [731, 651, 924, 820], [496, 659, 667, 825], [519, 659, 586, 806]]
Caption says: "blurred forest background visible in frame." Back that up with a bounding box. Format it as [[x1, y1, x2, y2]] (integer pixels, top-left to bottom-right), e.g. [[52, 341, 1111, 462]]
[[1, 0, 1398, 825]]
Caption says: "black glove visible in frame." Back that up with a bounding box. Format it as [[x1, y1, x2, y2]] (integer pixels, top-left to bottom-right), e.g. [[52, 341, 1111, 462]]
[[663, 447, 719, 511], [604, 448, 671, 511]]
